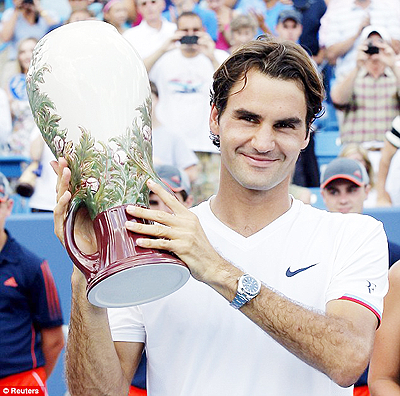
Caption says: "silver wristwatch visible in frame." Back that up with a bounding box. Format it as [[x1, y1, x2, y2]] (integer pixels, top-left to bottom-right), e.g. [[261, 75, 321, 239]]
[[230, 273, 261, 309]]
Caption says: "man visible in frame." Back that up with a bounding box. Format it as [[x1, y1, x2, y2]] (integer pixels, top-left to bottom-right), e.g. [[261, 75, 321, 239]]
[[54, 37, 388, 395], [330, 26, 400, 146], [320, 157, 400, 396], [376, 115, 400, 207], [122, 0, 177, 61], [150, 81, 199, 183], [0, 172, 64, 389], [275, 8, 303, 44], [320, 0, 400, 80], [147, 11, 228, 202]]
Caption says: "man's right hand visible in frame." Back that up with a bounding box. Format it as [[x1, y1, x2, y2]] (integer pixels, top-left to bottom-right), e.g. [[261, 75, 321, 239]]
[[51, 157, 98, 254]]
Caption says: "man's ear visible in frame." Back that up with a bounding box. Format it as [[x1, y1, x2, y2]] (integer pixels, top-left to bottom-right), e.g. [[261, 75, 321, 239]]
[[364, 184, 371, 200], [209, 104, 219, 136]]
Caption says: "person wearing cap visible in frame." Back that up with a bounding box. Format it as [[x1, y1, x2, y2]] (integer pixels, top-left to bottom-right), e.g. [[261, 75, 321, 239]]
[[0, 172, 64, 389], [275, 9, 302, 44], [321, 157, 400, 264], [331, 25, 400, 150], [376, 115, 400, 207], [320, 0, 400, 81], [103, 0, 129, 34], [321, 157, 400, 396], [149, 164, 193, 212]]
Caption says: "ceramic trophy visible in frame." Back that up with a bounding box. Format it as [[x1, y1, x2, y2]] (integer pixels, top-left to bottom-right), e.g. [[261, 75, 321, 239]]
[[26, 20, 190, 308]]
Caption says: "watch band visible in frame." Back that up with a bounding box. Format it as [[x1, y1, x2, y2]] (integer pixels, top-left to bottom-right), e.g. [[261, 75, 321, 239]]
[[230, 292, 249, 309]]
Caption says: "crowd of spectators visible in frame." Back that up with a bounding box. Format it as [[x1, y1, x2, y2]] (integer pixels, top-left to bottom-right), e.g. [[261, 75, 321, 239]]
[[0, 0, 399, 209]]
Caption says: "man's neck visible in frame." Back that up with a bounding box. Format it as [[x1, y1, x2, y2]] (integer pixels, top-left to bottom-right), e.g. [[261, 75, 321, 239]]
[[355, 0, 371, 9], [367, 62, 386, 78], [146, 18, 163, 30], [210, 173, 292, 237]]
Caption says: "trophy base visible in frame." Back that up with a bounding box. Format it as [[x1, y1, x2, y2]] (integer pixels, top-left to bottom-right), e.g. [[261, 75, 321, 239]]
[[87, 255, 190, 308]]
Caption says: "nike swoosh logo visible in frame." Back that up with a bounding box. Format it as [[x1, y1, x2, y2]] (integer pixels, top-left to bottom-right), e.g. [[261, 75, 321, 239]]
[[286, 263, 318, 277]]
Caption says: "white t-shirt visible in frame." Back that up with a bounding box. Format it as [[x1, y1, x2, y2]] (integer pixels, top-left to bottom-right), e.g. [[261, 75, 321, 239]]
[[149, 48, 228, 153], [123, 19, 177, 60], [108, 198, 388, 396]]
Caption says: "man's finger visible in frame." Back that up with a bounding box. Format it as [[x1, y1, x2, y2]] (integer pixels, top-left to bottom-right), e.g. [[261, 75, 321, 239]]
[[146, 179, 188, 214]]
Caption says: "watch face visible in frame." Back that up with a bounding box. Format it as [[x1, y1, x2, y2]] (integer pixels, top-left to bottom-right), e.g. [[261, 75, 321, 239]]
[[242, 275, 260, 296]]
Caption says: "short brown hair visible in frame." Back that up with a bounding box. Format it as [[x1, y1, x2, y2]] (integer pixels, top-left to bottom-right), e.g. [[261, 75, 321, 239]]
[[210, 36, 324, 147]]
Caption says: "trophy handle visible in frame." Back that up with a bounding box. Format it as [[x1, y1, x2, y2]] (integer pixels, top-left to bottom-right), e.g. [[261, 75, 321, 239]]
[[64, 200, 100, 279]]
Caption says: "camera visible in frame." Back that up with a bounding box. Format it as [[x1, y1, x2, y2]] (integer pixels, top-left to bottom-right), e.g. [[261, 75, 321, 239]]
[[22, 0, 34, 4], [180, 36, 199, 45], [364, 42, 379, 55]]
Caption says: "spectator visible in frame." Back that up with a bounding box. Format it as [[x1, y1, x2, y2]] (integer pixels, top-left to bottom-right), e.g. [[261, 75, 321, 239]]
[[331, 25, 400, 146], [275, 8, 303, 44], [320, 156, 400, 266], [368, 260, 400, 395], [148, 11, 228, 202], [150, 81, 199, 182], [203, 0, 234, 50], [103, 0, 129, 34], [5, 37, 37, 157], [0, 172, 64, 390], [123, 0, 177, 61], [54, 37, 388, 396], [292, 0, 327, 65], [0, 88, 12, 152], [320, 0, 400, 80], [228, 13, 257, 53], [66, 7, 94, 23], [27, 128, 57, 213], [339, 143, 377, 208], [0, 0, 59, 88], [375, 115, 400, 207], [162, 0, 218, 42], [251, 0, 293, 36]]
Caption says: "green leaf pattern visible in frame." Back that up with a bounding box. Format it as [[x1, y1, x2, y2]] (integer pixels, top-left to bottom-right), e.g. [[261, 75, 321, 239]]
[[26, 38, 156, 220]]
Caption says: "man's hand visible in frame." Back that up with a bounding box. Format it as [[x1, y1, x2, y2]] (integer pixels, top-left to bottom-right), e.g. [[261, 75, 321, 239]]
[[51, 157, 97, 254], [125, 179, 223, 283]]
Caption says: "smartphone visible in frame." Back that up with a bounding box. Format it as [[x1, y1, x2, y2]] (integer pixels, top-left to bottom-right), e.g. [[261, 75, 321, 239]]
[[180, 36, 199, 45]]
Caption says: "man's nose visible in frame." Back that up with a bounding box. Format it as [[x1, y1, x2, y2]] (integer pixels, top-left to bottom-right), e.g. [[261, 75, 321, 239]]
[[251, 127, 276, 153]]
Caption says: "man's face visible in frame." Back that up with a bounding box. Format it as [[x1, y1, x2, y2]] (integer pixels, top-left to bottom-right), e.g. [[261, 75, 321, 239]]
[[231, 27, 256, 47], [321, 179, 369, 214], [276, 19, 302, 43], [137, 0, 165, 23], [210, 69, 309, 193], [178, 15, 203, 54]]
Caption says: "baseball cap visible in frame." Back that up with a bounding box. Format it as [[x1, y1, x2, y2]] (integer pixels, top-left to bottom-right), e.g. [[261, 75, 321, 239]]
[[0, 172, 11, 202], [277, 9, 302, 25], [155, 165, 191, 195], [320, 158, 369, 189], [360, 25, 391, 43]]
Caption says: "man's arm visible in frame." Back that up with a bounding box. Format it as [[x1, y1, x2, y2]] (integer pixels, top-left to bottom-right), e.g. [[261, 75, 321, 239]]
[[40, 326, 65, 378], [53, 159, 144, 395], [330, 41, 368, 106], [143, 30, 185, 72], [125, 180, 380, 387], [368, 261, 400, 395], [376, 139, 397, 207], [325, 15, 369, 65]]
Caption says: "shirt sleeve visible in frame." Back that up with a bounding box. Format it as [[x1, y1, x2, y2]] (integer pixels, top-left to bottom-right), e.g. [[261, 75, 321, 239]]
[[108, 306, 146, 343], [30, 260, 64, 328], [326, 215, 389, 322]]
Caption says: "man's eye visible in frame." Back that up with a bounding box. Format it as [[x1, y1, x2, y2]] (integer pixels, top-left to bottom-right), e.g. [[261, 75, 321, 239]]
[[275, 122, 294, 129]]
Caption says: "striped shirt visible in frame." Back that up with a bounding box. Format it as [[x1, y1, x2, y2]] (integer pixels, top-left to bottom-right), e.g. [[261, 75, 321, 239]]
[[340, 67, 400, 144]]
